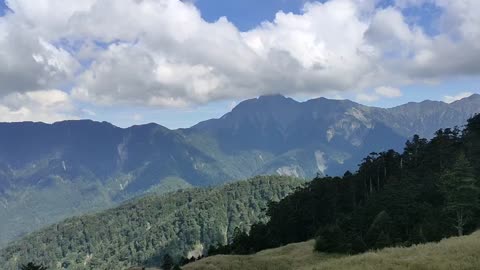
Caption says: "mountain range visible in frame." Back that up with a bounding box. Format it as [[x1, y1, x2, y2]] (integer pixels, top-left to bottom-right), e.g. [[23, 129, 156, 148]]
[[1, 93, 479, 247]]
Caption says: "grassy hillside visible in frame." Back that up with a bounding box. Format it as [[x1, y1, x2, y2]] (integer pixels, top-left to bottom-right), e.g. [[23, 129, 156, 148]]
[[184, 231, 480, 270], [0, 176, 304, 270]]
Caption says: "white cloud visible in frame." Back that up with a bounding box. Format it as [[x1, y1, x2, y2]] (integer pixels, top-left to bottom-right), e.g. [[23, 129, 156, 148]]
[[64, 0, 365, 107], [443, 92, 474, 103], [81, 108, 96, 116], [356, 93, 380, 103], [0, 26, 78, 95], [365, 7, 417, 54], [0, 90, 78, 123], [0, 0, 479, 119], [131, 113, 143, 122], [356, 86, 402, 103], [375, 86, 403, 98]]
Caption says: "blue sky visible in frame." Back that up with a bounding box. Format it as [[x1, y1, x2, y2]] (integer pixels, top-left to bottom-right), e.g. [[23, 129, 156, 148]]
[[0, 1, 7, 15], [195, 0, 309, 31], [0, 0, 478, 128]]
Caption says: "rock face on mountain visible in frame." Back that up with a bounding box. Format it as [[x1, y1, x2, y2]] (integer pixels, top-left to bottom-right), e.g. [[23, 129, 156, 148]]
[[0, 94, 479, 246]]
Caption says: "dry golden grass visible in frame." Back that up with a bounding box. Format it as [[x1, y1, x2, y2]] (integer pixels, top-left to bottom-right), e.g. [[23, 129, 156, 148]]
[[184, 231, 480, 270]]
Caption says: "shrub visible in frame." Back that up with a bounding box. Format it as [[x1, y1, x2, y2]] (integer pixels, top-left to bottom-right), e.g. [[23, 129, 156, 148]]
[[314, 225, 348, 253]]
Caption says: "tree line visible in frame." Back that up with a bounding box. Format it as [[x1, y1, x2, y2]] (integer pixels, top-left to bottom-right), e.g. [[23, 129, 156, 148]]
[[207, 114, 480, 256]]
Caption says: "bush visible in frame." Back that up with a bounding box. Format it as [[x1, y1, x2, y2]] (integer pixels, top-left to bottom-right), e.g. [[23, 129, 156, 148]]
[[314, 225, 348, 253], [374, 231, 392, 250], [351, 236, 368, 254], [20, 263, 48, 270]]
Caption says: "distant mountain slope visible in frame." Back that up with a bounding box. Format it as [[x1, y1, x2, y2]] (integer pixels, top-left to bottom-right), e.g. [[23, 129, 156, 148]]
[[380, 94, 480, 137], [1, 94, 479, 247], [0, 176, 304, 270], [183, 231, 480, 270], [0, 121, 226, 247], [189, 94, 480, 176]]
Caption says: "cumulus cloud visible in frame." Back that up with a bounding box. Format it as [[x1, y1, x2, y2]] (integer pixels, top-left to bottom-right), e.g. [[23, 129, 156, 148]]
[[0, 0, 479, 116], [0, 90, 78, 123], [443, 91, 474, 103], [67, 0, 387, 106], [0, 21, 78, 95]]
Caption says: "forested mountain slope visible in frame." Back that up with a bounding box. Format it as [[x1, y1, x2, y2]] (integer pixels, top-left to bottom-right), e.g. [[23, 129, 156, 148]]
[[0, 176, 303, 270], [207, 114, 480, 259], [1, 94, 479, 247]]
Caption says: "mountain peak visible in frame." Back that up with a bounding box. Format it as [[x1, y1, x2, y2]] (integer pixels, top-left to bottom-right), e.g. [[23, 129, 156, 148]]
[[449, 93, 480, 113], [231, 94, 298, 112], [454, 93, 480, 102], [257, 94, 288, 100], [193, 94, 302, 131]]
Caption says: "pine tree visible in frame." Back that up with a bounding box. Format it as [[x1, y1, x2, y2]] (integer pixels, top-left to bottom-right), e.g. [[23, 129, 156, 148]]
[[350, 236, 367, 254], [440, 152, 479, 236], [374, 231, 392, 250], [161, 254, 174, 270], [314, 225, 347, 253], [20, 263, 48, 270], [465, 114, 480, 175]]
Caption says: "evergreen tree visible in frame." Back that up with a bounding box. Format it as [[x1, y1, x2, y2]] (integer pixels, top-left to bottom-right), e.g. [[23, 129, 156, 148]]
[[350, 236, 367, 254], [314, 225, 348, 253], [161, 254, 174, 270], [440, 153, 479, 236], [374, 231, 392, 250], [20, 263, 48, 270], [465, 114, 480, 175]]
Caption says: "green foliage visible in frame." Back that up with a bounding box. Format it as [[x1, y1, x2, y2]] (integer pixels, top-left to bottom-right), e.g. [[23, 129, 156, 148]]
[[213, 116, 480, 256], [20, 262, 48, 270], [0, 176, 303, 269], [162, 254, 174, 270], [0, 177, 116, 248], [465, 114, 480, 175], [314, 225, 347, 253], [350, 236, 367, 254], [439, 152, 479, 236], [365, 211, 392, 247]]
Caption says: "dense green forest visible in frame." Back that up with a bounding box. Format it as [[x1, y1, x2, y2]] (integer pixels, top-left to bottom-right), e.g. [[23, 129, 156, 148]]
[[208, 114, 480, 256], [0, 176, 303, 269]]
